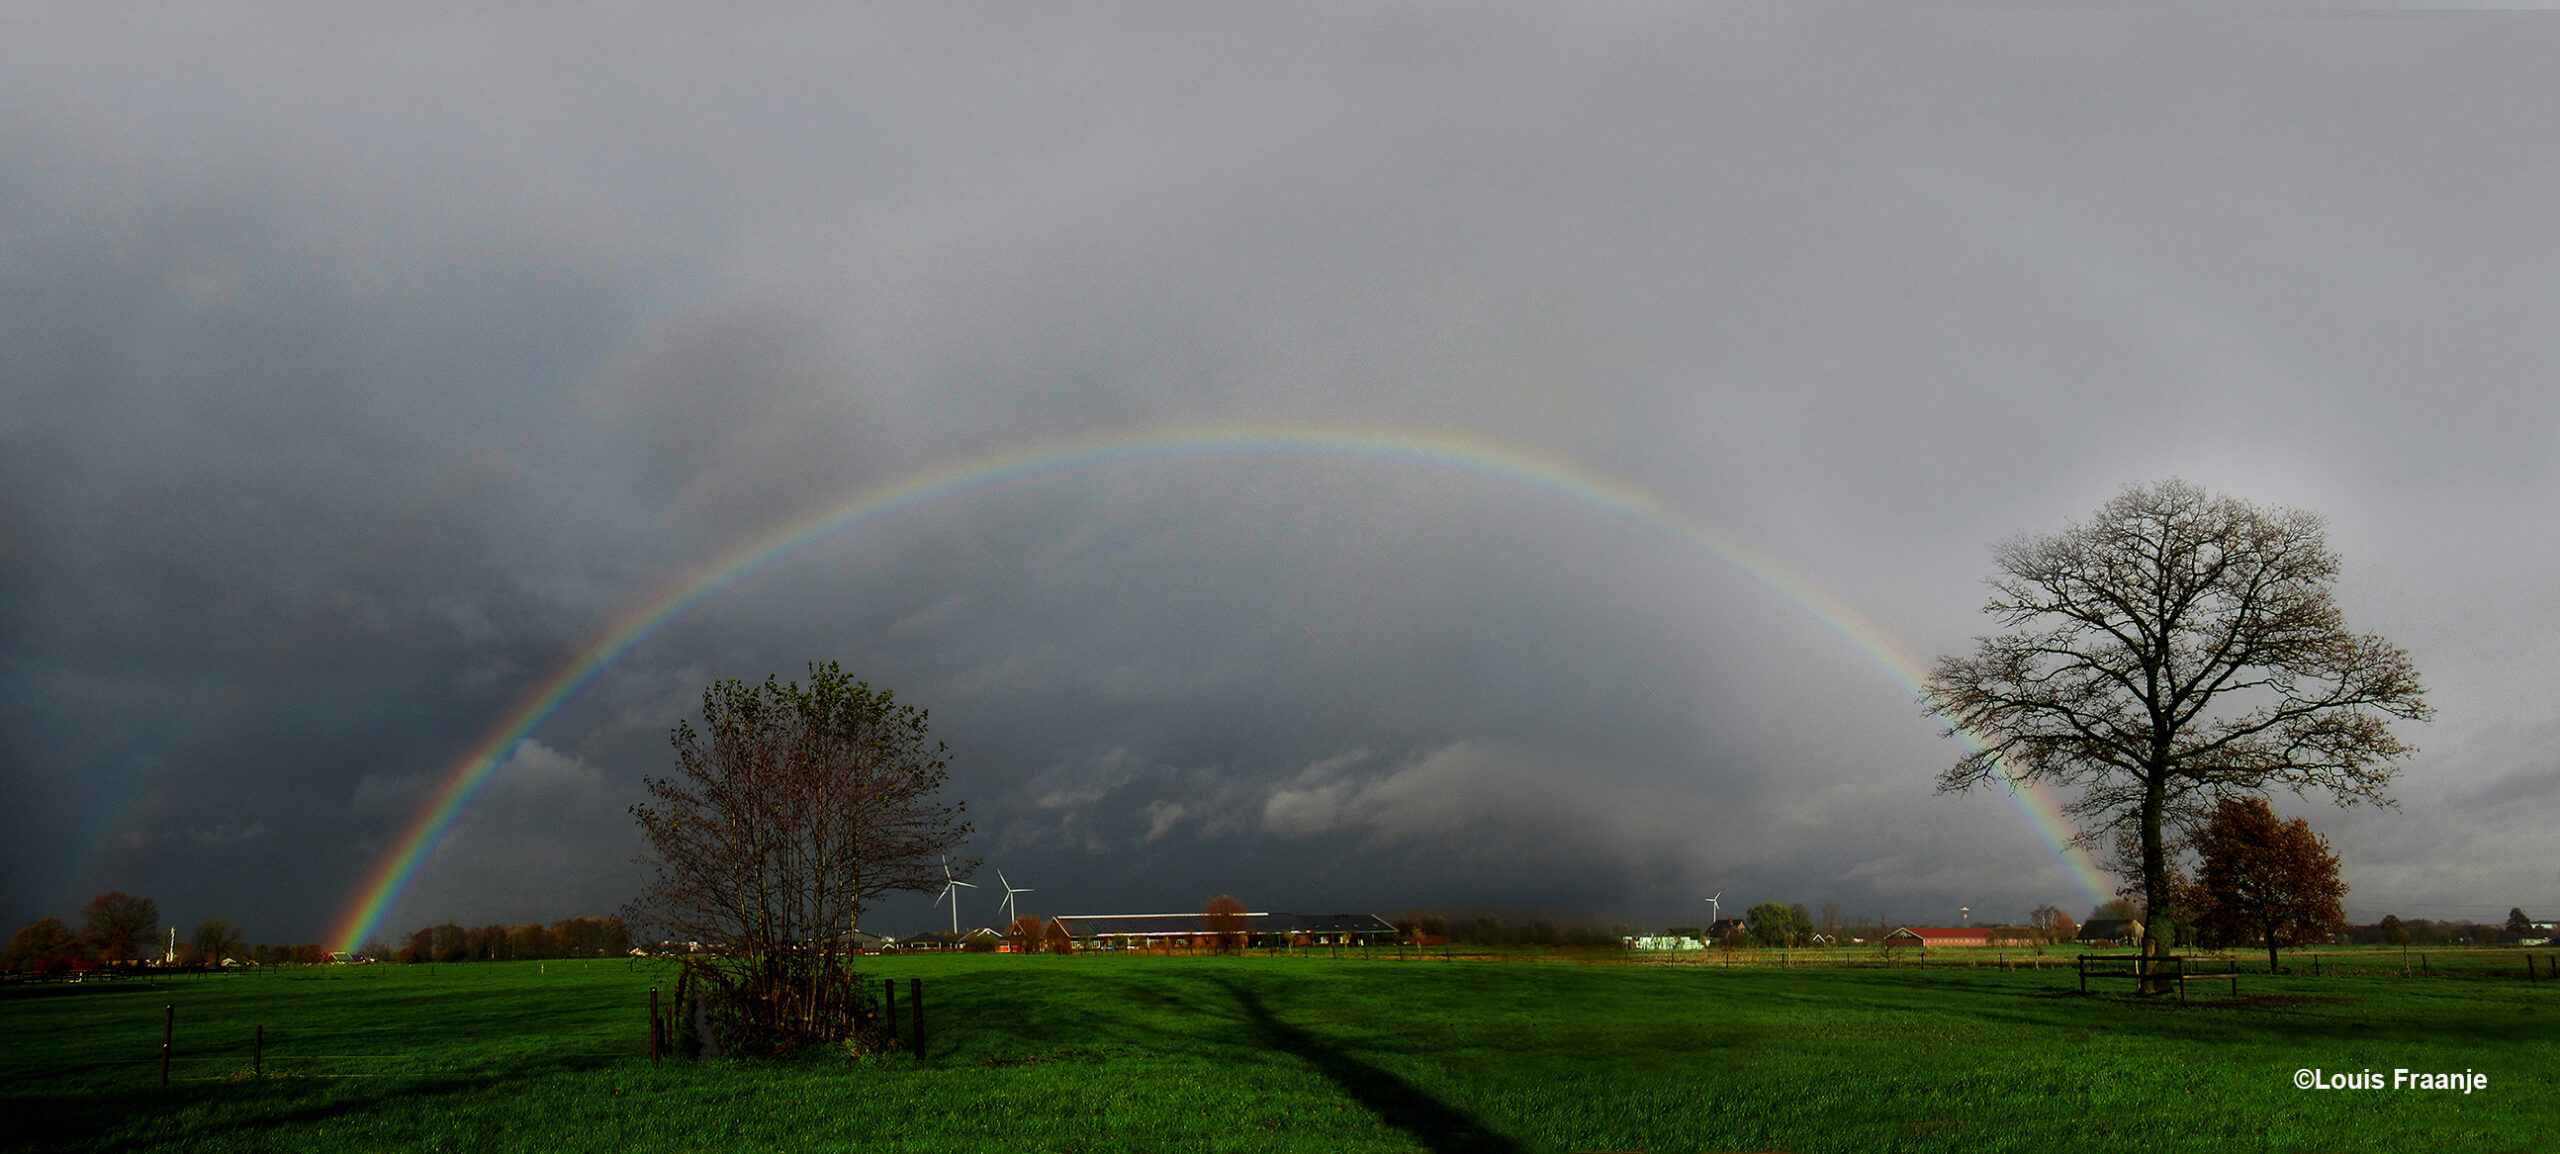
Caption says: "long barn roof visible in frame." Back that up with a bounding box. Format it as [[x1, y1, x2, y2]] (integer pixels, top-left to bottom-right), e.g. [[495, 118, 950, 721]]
[[1884, 926, 1993, 945]]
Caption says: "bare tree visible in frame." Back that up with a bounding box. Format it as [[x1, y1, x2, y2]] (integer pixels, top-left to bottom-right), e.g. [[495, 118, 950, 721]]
[[192, 917, 245, 963], [2187, 797, 2346, 973], [628, 662, 971, 1054], [80, 892, 158, 961], [2028, 905, 2076, 945], [1924, 480, 2427, 982]]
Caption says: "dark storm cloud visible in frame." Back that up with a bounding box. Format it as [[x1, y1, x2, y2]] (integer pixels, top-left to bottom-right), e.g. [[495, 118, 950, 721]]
[[6, 9, 2557, 942], [0, 87, 686, 933]]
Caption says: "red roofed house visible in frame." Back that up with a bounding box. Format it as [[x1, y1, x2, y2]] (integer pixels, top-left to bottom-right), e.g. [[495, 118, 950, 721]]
[[1882, 926, 1992, 948]]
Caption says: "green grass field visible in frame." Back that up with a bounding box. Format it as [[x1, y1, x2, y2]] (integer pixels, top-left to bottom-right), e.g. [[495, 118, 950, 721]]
[[4, 948, 2553, 1152]]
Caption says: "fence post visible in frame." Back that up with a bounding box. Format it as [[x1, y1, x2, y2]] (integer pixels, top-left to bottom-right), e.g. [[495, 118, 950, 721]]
[[160, 1004, 173, 1086], [910, 978, 924, 1059], [254, 1024, 263, 1077], [649, 987, 661, 1064], [884, 979, 898, 1049]]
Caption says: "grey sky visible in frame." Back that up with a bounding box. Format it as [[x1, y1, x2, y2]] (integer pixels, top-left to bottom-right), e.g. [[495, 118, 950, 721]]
[[5, 9, 2554, 944]]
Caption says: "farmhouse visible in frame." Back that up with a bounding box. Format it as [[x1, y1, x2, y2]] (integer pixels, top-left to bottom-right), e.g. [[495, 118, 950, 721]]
[[1881, 926, 1992, 948], [1050, 911, 1399, 952]]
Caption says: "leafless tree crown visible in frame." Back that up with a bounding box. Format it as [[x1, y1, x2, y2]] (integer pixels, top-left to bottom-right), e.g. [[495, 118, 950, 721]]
[[1921, 480, 2427, 947], [626, 662, 970, 1053]]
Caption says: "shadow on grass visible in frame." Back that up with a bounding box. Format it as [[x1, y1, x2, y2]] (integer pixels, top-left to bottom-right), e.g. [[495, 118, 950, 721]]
[[1210, 975, 1521, 1154], [1, 1072, 497, 1153]]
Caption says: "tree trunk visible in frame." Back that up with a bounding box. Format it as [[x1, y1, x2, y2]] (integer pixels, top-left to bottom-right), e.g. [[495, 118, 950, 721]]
[[2139, 769, 2172, 994]]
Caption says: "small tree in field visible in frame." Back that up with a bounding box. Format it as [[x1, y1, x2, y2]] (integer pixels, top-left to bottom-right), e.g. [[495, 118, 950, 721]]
[[2187, 797, 2346, 973], [1203, 895, 1248, 955], [628, 663, 971, 1056]]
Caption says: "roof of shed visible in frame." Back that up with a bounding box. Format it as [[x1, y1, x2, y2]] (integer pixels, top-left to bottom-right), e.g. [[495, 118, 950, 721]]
[[1883, 926, 1992, 944]]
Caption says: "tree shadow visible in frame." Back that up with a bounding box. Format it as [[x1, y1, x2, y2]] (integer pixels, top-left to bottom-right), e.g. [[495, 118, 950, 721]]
[[1209, 975, 1523, 1154], [1, 1072, 496, 1151]]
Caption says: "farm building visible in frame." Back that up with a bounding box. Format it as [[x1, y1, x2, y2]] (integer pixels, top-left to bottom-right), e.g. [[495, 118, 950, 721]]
[[896, 928, 1005, 952], [1881, 926, 1993, 948], [1049, 911, 1399, 952], [2076, 919, 2145, 946]]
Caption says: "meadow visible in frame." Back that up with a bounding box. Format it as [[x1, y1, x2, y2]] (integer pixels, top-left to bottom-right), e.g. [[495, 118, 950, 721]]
[[3, 947, 2552, 1153]]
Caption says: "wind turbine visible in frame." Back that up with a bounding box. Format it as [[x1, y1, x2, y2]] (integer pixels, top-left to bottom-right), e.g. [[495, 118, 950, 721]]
[[997, 870, 1033, 926], [933, 856, 977, 938], [1705, 891, 1722, 926]]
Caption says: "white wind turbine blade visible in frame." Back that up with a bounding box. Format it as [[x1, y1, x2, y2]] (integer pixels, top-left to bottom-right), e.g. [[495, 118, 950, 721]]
[[935, 856, 979, 935]]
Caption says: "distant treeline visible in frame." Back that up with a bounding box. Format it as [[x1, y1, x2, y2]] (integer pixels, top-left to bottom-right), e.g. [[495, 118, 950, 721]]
[[3, 892, 332, 973], [396, 917, 630, 963], [1396, 914, 1632, 948]]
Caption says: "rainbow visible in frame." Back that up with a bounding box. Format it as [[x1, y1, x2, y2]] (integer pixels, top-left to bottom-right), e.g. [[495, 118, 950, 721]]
[[328, 423, 2109, 954]]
